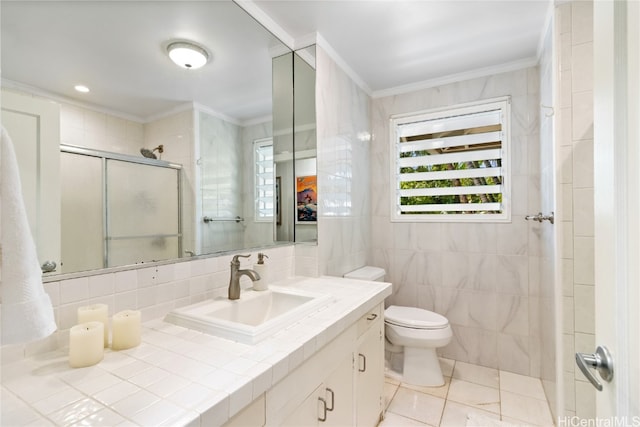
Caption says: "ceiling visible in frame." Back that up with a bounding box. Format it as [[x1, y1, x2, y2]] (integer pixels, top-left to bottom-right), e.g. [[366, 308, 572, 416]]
[[1, 0, 551, 123], [0, 1, 286, 123], [255, 0, 551, 96]]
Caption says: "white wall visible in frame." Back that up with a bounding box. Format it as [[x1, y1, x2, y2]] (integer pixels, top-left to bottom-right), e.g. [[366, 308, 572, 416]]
[[370, 68, 542, 375], [315, 45, 372, 277]]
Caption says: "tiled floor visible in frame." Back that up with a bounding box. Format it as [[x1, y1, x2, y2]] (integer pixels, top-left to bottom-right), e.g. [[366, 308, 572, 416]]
[[380, 359, 554, 427]]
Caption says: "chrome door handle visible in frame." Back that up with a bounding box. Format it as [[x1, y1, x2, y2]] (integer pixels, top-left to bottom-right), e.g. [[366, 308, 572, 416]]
[[575, 346, 614, 391]]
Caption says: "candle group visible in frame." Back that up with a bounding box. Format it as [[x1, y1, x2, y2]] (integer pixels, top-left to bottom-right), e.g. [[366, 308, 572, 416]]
[[69, 321, 104, 368], [111, 310, 142, 350], [69, 305, 142, 368], [77, 304, 109, 347]]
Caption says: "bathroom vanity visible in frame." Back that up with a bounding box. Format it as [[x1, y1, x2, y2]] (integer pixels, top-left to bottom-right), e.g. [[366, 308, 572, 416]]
[[0, 276, 391, 426]]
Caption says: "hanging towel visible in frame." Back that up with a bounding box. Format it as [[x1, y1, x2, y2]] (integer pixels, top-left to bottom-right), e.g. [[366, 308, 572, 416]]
[[0, 125, 57, 345]]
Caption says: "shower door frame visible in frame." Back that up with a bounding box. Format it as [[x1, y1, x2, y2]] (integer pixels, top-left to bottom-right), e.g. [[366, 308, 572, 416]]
[[61, 144, 183, 269]]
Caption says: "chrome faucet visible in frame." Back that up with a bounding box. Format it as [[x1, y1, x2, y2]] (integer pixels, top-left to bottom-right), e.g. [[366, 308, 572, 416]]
[[228, 254, 261, 300]]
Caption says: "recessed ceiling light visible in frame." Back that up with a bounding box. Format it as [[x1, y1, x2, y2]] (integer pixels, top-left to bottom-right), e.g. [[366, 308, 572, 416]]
[[74, 85, 90, 93], [167, 41, 209, 70]]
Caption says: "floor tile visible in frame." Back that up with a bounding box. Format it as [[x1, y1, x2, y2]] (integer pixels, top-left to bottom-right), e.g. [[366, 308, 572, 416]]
[[384, 361, 554, 427], [500, 390, 553, 426], [384, 381, 399, 410], [499, 370, 547, 400], [386, 387, 445, 426], [401, 376, 451, 400], [439, 358, 455, 377], [447, 379, 500, 414], [379, 411, 430, 426], [439, 400, 501, 427], [453, 361, 499, 389]]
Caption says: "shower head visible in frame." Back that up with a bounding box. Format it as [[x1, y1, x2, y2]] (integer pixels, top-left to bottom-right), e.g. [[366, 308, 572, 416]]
[[140, 144, 164, 159]]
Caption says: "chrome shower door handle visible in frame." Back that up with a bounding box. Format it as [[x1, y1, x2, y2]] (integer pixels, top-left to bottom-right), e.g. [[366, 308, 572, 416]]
[[575, 345, 614, 391]]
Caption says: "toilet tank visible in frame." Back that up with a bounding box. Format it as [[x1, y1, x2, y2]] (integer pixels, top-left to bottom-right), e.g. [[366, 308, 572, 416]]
[[344, 266, 386, 282]]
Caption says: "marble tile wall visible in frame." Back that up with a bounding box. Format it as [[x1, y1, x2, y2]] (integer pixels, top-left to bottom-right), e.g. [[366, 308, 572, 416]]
[[370, 68, 542, 376], [555, 1, 596, 420], [1, 246, 295, 365], [315, 45, 371, 277], [537, 16, 558, 418]]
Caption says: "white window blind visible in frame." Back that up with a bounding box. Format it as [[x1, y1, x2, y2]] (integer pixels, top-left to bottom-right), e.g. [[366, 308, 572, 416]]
[[254, 138, 274, 221], [391, 97, 511, 222]]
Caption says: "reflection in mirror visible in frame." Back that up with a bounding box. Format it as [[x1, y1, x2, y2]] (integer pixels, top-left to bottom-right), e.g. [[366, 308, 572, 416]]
[[293, 46, 318, 243], [272, 53, 295, 243], [0, 1, 294, 275]]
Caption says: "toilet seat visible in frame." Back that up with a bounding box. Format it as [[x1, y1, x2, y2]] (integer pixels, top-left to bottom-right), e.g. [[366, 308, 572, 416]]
[[385, 305, 449, 329]]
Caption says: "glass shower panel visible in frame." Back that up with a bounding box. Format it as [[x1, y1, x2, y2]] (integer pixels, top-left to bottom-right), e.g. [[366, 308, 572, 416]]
[[106, 159, 180, 267], [60, 152, 104, 273]]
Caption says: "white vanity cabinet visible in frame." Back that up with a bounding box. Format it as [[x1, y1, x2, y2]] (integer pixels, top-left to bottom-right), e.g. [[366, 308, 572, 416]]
[[225, 302, 385, 427], [355, 305, 384, 426], [281, 353, 353, 426]]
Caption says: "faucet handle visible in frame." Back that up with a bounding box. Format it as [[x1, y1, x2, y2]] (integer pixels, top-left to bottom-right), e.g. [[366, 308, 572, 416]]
[[231, 254, 251, 264]]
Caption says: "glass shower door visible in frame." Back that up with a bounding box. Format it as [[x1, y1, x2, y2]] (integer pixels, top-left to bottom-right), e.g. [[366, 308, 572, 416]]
[[106, 159, 181, 267]]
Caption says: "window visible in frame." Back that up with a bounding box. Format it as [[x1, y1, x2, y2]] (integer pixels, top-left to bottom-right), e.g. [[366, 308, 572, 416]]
[[391, 97, 511, 222], [254, 138, 274, 221]]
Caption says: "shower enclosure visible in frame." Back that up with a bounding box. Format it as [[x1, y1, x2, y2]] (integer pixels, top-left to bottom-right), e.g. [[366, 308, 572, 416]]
[[60, 145, 182, 273]]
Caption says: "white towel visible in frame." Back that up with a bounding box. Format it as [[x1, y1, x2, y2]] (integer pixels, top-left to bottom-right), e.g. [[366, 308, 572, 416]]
[[1, 125, 57, 345]]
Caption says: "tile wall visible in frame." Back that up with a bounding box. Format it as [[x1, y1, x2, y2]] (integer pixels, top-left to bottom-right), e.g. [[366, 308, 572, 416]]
[[370, 68, 543, 376], [1, 246, 295, 365], [556, 1, 597, 420], [315, 45, 372, 277]]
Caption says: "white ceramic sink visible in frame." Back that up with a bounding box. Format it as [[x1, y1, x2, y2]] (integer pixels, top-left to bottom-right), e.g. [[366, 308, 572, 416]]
[[164, 287, 334, 344]]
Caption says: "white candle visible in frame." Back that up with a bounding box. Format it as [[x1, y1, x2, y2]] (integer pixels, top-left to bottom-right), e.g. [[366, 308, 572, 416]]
[[69, 321, 104, 368], [111, 310, 141, 350], [77, 304, 109, 347]]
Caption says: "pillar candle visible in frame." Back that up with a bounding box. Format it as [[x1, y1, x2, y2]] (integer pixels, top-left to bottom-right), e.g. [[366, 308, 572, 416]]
[[111, 310, 141, 350], [77, 303, 109, 347], [69, 321, 104, 368]]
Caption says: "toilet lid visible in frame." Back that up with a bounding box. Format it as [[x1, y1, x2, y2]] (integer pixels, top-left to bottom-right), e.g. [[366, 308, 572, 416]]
[[384, 305, 449, 329]]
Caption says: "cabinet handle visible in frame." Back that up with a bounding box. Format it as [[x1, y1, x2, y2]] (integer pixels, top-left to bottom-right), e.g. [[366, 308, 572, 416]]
[[366, 313, 378, 321], [318, 397, 327, 422], [325, 388, 334, 411], [358, 353, 367, 372]]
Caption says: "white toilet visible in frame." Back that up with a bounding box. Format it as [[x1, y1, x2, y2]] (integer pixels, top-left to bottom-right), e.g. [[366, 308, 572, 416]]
[[344, 266, 453, 387]]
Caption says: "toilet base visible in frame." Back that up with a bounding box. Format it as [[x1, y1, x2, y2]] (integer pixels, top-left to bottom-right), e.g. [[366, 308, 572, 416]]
[[403, 347, 444, 387]]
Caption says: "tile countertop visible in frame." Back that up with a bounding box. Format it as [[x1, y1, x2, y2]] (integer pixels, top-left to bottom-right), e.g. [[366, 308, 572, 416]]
[[1, 276, 392, 427]]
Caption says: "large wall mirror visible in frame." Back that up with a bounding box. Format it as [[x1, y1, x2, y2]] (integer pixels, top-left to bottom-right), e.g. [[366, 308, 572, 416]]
[[0, 0, 310, 276]]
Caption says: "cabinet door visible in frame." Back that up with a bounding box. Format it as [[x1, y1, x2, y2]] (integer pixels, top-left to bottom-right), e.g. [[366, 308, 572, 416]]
[[322, 352, 354, 426], [356, 319, 384, 426], [281, 383, 322, 427]]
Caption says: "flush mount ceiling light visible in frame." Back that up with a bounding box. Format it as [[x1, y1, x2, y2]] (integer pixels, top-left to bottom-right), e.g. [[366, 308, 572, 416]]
[[74, 84, 90, 93], [167, 41, 209, 69]]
